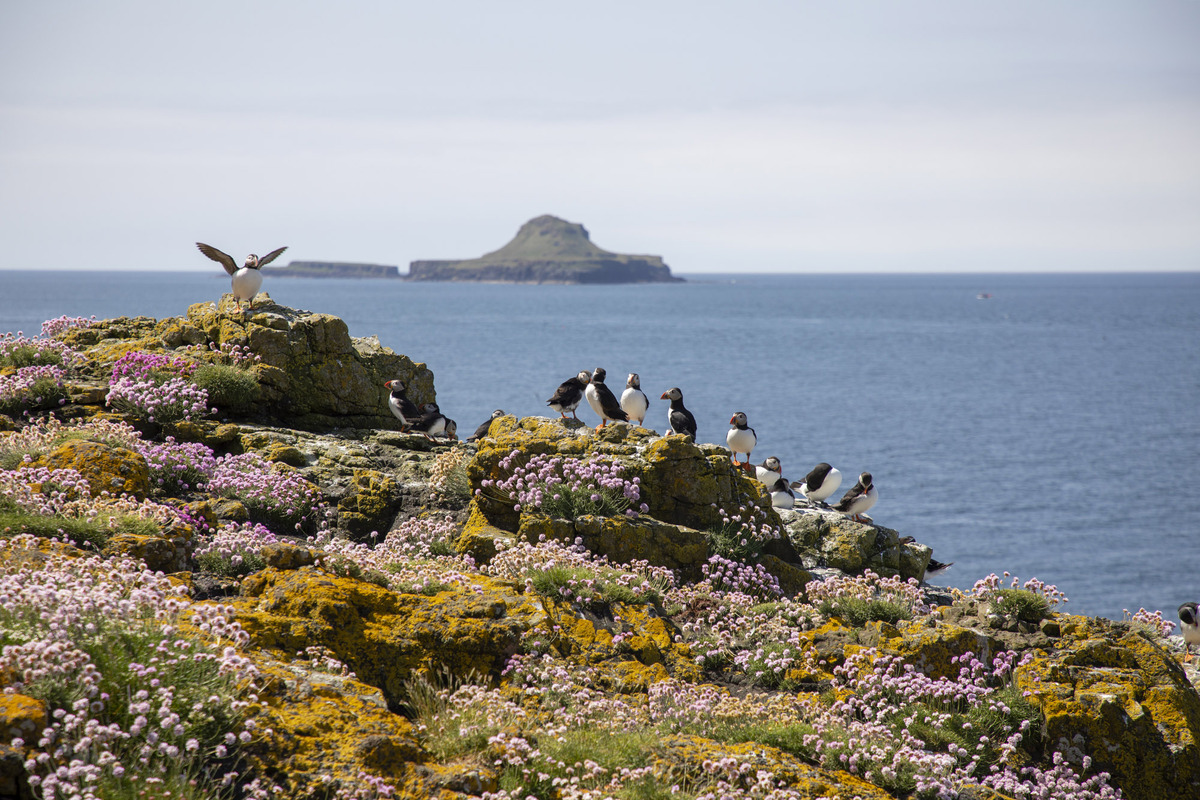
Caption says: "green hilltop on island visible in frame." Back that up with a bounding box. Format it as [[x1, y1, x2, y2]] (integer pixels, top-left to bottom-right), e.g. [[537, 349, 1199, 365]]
[[265, 215, 683, 284]]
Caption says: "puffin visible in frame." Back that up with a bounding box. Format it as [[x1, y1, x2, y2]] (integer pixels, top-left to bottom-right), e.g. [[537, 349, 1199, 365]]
[[442, 418, 458, 441], [384, 379, 420, 432], [468, 409, 505, 442], [768, 476, 795, 509], [1180, 603, 1200, 662], [726, 412, 757, 470], [754, 456, 782, 486], [584, 367, 629, 430], [791, 462, 843, 506], [925, 557, 954, 578], [410, 402, 448, 441], [660, 387, 697, 440], [832, 472, 878, 522], [196, 242, 287, 311], [898, 536, 954, 580], [619, 373, 650, 427], [547, 370, 591, 420]]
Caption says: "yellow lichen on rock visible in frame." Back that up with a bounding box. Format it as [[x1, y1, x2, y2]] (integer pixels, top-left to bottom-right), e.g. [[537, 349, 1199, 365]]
[[35, 439, 150, 499], [228, 567, 547, 705], [1015, 616, 1200, 800], [651, 734, 896, 799], [0, 694, 48, 742]]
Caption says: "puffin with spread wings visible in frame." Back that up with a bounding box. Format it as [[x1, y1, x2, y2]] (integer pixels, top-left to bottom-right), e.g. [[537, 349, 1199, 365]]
[[196, 242, 288, 311]]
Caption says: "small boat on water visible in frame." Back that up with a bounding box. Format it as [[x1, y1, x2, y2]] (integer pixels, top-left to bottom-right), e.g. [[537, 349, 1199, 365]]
[[976, 292, 993, 300]]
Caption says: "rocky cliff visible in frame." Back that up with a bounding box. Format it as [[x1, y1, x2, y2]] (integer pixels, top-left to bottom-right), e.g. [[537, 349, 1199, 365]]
[[1, 300, 1197, 800], [408, 215, 684, 284]]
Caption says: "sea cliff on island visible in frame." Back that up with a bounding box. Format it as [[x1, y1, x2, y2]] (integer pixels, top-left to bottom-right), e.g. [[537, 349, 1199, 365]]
[[408, 215, 683, 284], [0, 297, 1197, 800]]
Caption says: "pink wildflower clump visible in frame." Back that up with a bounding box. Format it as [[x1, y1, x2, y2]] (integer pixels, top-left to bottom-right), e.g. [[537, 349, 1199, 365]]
[[1123, 607, 1176, 637], [0, 364, 68, 414], [486, 535, 672, 606], [310, 515, 476, 595], [970, 572, 1069, 607], [481, 450, 647, 519], [194, 521, 281, 576], [706, 501, 782, 560], [702, 554, 783, 599], [39, 315, 97, 339], [0, 331, 84, 369], [0, 466, 94, 515], [208, 451, 326, 534], [109, 351, 197, 381], [0, 535, 260, 797], [105, 350, 209, 423], [133, 436, 218, 494]]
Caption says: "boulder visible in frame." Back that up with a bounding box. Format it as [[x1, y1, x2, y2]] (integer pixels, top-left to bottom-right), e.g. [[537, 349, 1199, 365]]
[[780, 507, 931, 581], [1016, 616, 1200, 800]]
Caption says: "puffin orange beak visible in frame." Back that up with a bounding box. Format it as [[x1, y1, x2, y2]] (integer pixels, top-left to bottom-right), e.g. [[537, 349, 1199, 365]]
[[729, 415, 736, 424], [660, 392, 670, 400]]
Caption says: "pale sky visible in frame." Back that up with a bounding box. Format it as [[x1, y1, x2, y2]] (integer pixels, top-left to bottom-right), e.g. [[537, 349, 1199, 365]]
[[1, 1, 1198, 273]]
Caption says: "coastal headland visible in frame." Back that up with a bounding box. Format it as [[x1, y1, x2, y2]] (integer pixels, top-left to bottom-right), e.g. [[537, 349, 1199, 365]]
[[0, 297, 1197, 799]]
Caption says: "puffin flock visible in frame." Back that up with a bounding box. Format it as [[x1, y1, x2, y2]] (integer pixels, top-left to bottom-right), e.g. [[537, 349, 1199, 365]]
[[540, 366, 880, 520]]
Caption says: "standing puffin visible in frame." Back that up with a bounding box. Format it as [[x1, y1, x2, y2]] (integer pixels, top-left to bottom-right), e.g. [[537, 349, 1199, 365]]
[[619, 373, 649, 427], [196, 242, 287, 311], [726, 412, 757, 470], [754, 457, 782, 486], [1180, 603, 1200, 662], [584, 367, 629, 430], [468, 409, 506, 442], [410, 402, 448, 441], [547, 370, 591, 420], [384, 380, 420, 432], [791, 462, 843, 506], [832, 472, 878, 522], [660, 387, 697, 441], [768, 476, 795, 509]]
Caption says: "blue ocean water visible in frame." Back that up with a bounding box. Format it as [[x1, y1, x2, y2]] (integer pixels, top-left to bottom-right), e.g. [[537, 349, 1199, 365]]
[[2, 269, 1198, 620]]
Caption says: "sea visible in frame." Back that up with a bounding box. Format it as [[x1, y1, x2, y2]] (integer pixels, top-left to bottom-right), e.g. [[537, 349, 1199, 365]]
[[2, 269, 1198, 621]]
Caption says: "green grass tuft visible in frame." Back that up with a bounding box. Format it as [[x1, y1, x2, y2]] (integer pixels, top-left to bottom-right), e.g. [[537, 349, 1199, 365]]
[[992, 588, 1051, 623], [192, 363, 261, 414]]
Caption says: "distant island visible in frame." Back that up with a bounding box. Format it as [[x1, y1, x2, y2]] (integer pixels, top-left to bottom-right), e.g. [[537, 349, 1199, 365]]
[[264, 261, 401, 279], [259, 216, 682, 284], [407, 215, 683, 284]]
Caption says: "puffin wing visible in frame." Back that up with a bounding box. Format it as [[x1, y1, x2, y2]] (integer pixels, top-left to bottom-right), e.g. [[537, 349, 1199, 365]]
[[548, 377, 582, 406], [256, 246, 288, 267], [196, 242, 238, 276], [670, 407, 697, 438], [832, 482, 865, 511], [595, 383, 629, 420], [804, 463, 832, 491], [469, 419, 494, 441]]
